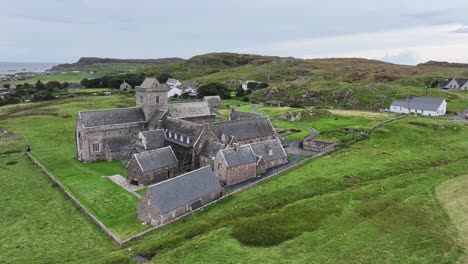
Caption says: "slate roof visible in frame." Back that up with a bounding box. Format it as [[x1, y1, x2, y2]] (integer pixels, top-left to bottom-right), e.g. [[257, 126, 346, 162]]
[[203, 96, 221, 108], [391, 97, 445, 111], [78, 107, 146, 127], [209, 117, 275, 142], [200, 141, 225, 158], [220, 145, 256, 167], [229, 109, 262, 121], [455, 78, 468, 86], [441, 78, 468, 88], [136, 77, 168, 92], [140, 130, 166, 150], [250, 138, 287, 162], [133, 146, 178, 173], [103, 136, 131, 152], [147, 166, 222, 214], [167, 101, 211, 119], [164, 117, 204, 147], [147, 109, 167, 129]]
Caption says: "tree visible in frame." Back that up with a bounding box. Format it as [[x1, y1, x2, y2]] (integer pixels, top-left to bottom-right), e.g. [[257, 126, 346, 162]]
[[156, 73, 172, 83], [35, 80, 45, 90], [235, 86, 246, 97], [46, 81, 62, 90], [33, 91, 55, 101], [197, 82, 231, 99]]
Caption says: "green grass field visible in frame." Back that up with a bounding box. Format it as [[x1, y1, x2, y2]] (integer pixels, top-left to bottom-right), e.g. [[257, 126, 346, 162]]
[[0, 95, 467, 263]]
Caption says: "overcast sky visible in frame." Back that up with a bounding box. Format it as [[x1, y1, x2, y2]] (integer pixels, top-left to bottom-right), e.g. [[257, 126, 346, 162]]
[[2, 0, 468, 65]]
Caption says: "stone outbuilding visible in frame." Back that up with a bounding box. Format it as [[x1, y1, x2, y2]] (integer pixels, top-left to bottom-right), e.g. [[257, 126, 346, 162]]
[[250, 138, 288, 174], [203, 96, 222, 109], [127, 146, 178, 186], [137, 166, 223, 227], [120, 81, 132, 90], [209, 117, 276, 145], [214, 145, 257, 186]]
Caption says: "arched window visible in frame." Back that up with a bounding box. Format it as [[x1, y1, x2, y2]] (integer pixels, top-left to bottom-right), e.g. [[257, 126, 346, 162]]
[[174, 134, 178, 140], [168, 131, 172, 138], [221, 134, 226, 141], [269, 149, 273, 156], [187, 137, 190, 144], [180, 135, 184, 142]]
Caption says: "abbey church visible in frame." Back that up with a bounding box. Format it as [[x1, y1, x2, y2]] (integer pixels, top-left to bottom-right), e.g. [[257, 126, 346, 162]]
[[75, 78, 287, 188]]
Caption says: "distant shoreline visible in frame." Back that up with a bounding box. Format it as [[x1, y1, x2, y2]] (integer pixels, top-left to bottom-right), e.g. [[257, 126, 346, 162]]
[[0, 62, 61, 75]]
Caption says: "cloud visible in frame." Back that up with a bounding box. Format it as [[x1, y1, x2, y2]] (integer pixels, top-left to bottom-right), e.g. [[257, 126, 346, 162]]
[[452, 26, 468, 33], [381, 51, 420, 65]]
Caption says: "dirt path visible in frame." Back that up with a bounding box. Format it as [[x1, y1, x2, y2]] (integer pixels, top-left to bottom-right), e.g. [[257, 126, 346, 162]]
[[436, 174, 468, 264]]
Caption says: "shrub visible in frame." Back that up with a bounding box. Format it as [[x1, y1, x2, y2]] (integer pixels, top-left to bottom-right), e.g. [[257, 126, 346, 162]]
[[242, 96, 250, 102], [6, 160, 17, 165]]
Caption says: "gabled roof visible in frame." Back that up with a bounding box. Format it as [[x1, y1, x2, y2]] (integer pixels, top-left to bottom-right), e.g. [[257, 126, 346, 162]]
[[140, 130, 166, 150], [455, 78, 468, 86], [164, 117, 204, 147], [220, 145, 256, 167], [250, 138, 287, 162], [391, 97, 445, 111], [147, 166, 222, 214], [136, 77, 168, 92], [167, 101, 211, 119], [133, 146, 178, 173], [147, 109, 167, 129], [78, 107, 146, 127], [229, 109, 262, 121], [200, 141, 225, 158], [103, 136, 131, 152], [209, 117, 275, 142]]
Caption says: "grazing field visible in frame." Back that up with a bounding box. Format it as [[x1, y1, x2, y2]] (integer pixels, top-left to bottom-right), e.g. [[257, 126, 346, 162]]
[[436, 174, 468, 264], [0, 95, 149, 239], [0, 95, 467, 263], [0, 140, 126, 263]]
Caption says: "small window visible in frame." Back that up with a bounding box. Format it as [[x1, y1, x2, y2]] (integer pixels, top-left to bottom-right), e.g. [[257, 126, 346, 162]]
[[180, 135, 184, 142], [140, 96, 144, 104], [168, 131, 172, 138], [218, 163, 221, 170], [174, 134, 178, 140], [186, 137, 190, 144], [269, 149, 273, 156], [92, 143, 100, 152], [221, 134, 226, 141], [156, 96, 159, 104]]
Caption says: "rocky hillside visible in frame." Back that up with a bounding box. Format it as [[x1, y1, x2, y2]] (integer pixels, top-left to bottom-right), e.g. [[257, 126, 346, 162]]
[[50, 57, 185, 72]]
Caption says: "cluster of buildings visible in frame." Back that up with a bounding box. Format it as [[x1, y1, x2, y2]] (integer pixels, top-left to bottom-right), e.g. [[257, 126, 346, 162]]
[[0, 84, 17, 99], [75, 78, 288, 227], [440, 78, 468, 90], [120, 78, 198, 98]]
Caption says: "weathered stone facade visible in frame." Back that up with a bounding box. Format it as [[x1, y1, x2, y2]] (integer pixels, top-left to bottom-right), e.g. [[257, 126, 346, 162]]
[[127, 147, 178, 186], [214, 145, 257, 186]]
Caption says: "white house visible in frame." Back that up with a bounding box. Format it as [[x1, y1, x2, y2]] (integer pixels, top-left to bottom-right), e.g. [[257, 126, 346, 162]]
[[166, 78, 182, 88], [389, 97, 446, 116], [168, 86, 182, 97], [440, 78, 468, 90]]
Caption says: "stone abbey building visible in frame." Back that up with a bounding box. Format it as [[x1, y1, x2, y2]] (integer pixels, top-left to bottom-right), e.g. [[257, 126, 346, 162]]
[[75, 78, 287, 187]]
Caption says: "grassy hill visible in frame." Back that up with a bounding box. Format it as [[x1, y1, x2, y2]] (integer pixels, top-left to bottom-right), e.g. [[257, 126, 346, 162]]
[[141, 53, 468, 111]]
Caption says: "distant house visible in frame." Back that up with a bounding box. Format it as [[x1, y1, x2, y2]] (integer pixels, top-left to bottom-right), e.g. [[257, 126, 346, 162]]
[[9, 84, 17, 90], [250, 138, 288, 175], [168, 87, 182, 97], [214, 145, 257, 186], [263, 101, 284, 107], [166, 78, 182, 87], [127, 146, 178, 186], [137, 166, 223, 226], [440, 78, 468, 90], [389, 97, 446, 116], [203, 95, 221, 109], [120, 81, 132, 90], [138, 130, 166, 150]]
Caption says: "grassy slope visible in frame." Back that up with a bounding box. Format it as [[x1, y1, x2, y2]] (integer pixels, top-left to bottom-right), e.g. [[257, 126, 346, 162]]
[[0, 96, 149, 238], [0, 151, 127, 263], [1, 95, 467, 263], [436, 174, 468, 264], [122, 117, 467, 264]]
